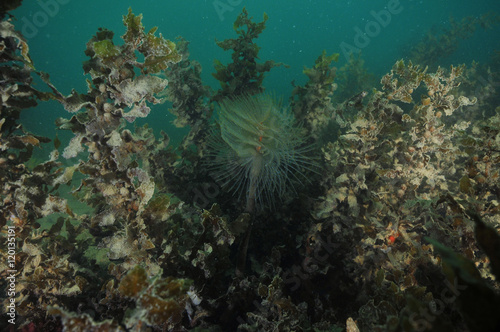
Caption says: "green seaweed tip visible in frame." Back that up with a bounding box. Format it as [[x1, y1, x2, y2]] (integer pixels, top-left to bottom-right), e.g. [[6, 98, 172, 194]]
[[93, 40, 120, 59], [314, 50, 339, 69], [91, 7, 181, 73], [123, 7, 144, 43], [303, 50, 339, 83]]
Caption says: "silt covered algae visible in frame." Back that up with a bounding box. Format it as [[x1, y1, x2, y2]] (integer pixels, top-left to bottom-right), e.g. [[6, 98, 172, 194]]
[[1, 3, 500, 332]]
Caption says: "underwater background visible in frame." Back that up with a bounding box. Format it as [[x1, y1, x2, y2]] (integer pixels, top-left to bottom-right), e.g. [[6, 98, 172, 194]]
[[2, 0, 500, 331], [12, 0, 500, 146]]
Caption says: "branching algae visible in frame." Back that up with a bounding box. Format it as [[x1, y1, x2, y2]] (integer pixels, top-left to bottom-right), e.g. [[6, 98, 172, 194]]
[[1, 4, 500, 332]]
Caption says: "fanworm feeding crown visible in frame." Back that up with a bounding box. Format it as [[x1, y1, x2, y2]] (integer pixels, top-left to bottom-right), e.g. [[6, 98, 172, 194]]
[[207, 94, 317, 212]]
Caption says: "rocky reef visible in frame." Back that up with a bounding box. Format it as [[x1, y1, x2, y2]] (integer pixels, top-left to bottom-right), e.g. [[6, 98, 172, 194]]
[[1, 4, 500, 332]]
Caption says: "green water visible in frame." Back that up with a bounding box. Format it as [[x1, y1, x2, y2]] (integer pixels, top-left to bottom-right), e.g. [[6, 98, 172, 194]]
[[11, 0, 500, 151]]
